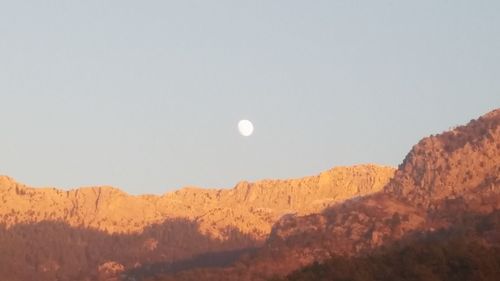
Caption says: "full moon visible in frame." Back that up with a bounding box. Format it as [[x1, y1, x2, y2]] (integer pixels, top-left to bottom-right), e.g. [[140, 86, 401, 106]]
[[238, 120, 254, 137]]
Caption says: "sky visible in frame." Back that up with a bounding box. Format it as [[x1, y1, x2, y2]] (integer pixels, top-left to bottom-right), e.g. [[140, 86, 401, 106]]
[[0, 1, 499, 194]]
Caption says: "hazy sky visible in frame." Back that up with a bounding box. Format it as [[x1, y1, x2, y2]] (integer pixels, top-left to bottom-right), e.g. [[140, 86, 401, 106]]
[[1, 1, 499, 194]]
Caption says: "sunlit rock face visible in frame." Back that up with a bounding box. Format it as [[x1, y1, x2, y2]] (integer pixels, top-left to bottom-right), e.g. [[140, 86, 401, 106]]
[[0, 164, 394, 281], [386, 108, 500, 206], [0, 164, 394, 238], [249, 109, 500, 280], [149, 109, 500, 281], [8, 109, 497, 281]]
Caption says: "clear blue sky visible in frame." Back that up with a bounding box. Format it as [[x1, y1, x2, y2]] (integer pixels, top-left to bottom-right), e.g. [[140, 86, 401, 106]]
[[1, 1, 499, 194]]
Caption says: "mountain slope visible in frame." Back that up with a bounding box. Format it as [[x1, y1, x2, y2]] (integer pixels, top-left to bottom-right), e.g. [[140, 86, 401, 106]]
[[0, 165, 394, 281], [280, 211, 500, 281], [0, 165, 394, 238], [387, 108, 499, 205], [151, 109, 499, 281]]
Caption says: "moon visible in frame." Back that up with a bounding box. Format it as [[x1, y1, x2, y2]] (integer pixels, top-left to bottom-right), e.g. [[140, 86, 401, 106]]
[[238, 120, 254, 137]]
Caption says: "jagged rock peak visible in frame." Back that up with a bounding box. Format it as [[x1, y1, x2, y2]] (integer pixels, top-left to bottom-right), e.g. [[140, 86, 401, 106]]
[[386, 108, 499, 204]]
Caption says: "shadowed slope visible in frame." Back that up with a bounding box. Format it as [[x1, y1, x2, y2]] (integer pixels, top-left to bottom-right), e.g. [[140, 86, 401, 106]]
[[0, 218, 258, 281], [279, 211, 500, 281]]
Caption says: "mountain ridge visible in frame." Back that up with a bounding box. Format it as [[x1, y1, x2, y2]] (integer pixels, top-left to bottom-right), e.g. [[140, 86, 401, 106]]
[[2, 109, 497, 281], [0, 164, 394, 237], [147, 108, 499, 281], [0, 164, 395, 281]]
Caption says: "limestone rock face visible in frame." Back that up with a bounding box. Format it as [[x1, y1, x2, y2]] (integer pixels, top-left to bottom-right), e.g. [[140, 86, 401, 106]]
[[386, 108, 499, 205], [7, 107, 497, 281], [244, 109, 500, 280], [154, 109, 499, 281], [0, 165, 394, 239], [0, 164, 394, 281]]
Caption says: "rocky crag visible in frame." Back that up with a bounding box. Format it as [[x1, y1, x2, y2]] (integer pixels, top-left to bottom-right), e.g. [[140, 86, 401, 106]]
[[0, 164, 394, 281], [150, 109, 499, 281]]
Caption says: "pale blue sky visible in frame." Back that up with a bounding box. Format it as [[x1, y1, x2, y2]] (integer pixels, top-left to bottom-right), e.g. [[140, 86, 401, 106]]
[[1, 1, 499, 194]]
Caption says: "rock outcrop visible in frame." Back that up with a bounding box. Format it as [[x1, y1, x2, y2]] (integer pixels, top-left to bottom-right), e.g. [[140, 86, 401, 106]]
[[0, 164, 394, 281], [151, 109, 499, 281], [253, 109, 500, 279], [0, 165, 393, 239], [387, 109, 499, 206], [5, 108, 497, 281]]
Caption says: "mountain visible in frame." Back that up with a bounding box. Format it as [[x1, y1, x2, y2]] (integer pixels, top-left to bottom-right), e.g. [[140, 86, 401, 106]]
[[150, 109, 499, 281], [0, 165, 394, 281], [387, 108, 499, 206], [2, 108, 497, 281], [278, 211, 500, 281]]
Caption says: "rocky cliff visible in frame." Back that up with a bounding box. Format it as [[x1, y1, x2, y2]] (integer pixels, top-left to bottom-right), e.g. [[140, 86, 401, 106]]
[[387, 108, 499, 206], [0, 165, 393, 238], [152, 109, 499, 281], [0, 164, 394, 281]]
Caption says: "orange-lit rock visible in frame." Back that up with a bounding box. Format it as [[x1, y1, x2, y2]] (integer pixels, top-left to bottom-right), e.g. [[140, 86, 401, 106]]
[[0, 164, 394, 240], [0, 164, 394, 281]]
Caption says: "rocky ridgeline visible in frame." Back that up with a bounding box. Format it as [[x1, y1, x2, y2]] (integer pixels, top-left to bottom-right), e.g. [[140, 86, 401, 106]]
[[253, 109, 500, 279], [3, 108, 497, 281], [152, 109, 500, 281], [387, 108, 499, 206], [0, 165, 393, 239], [0, 165, 393, 281]]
